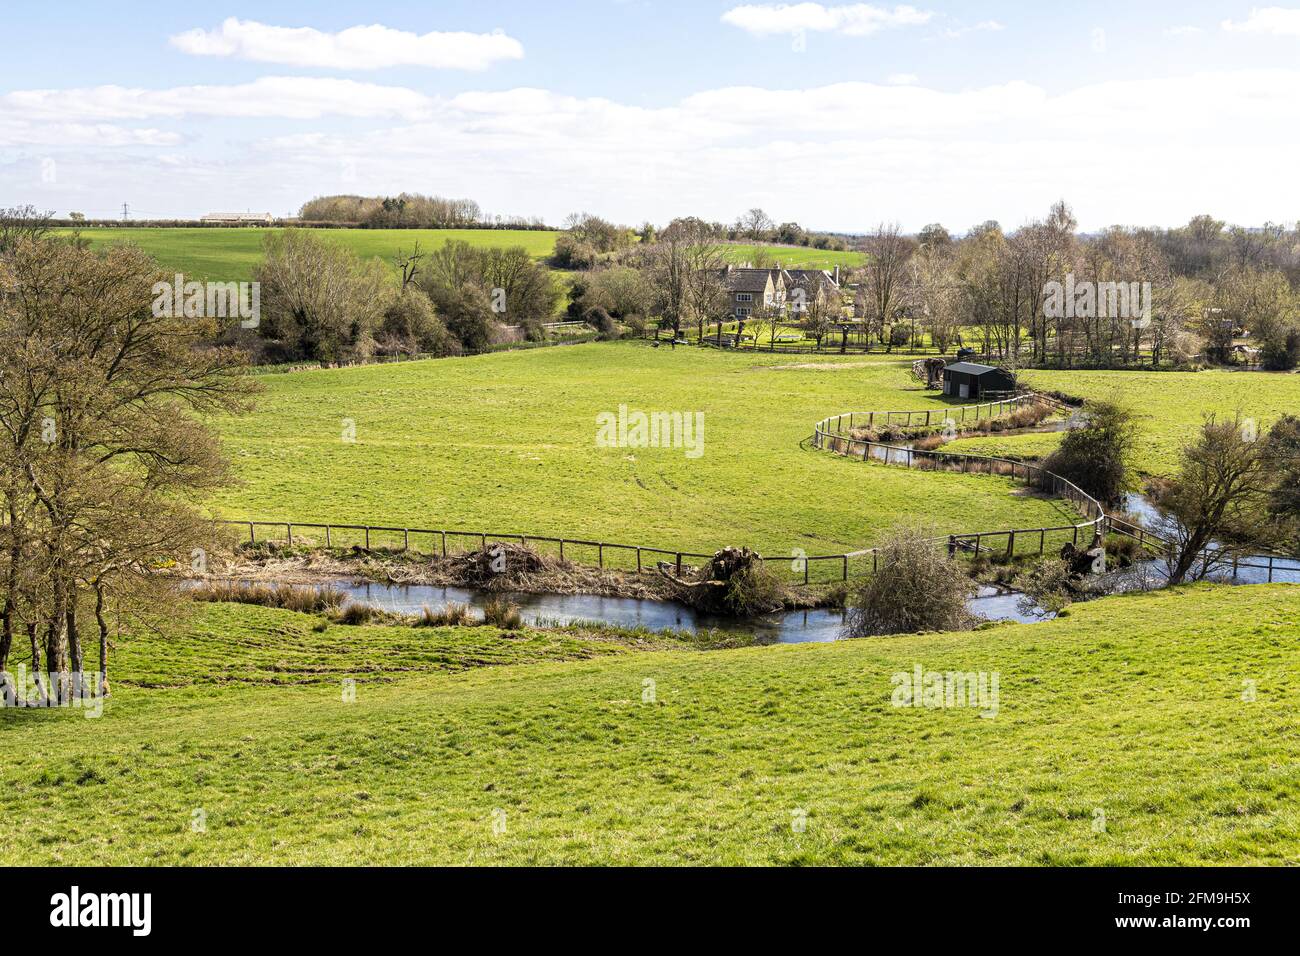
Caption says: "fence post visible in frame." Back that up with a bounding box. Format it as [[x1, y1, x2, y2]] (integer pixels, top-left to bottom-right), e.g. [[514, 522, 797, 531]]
[[842, 554, 848, 580], [404, 528, 410, 551], [676, 553, 683, 576], [365, 527, 371, 549], [598, 544, 604, 569], [441, 531, 447, 557], [286, 523, 292, 546], [636, 547, 642, 573], [248, 522, 255, 544], [1006, 531, 1015, 559]]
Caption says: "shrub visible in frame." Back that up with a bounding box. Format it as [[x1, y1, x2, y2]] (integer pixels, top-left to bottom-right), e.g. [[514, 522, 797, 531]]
[[721, 559, 786, 616], [1041, 400, 1138, 503], [584, 306, 617, 338], [1260, 328, 1300, 371], [415, 602, 474, 627], [379, 289, 459, 356], [189, 580, 345, 614], [482, 597, 523, 630], [844, 528, 976, 637], [332, 603, 377, 626]]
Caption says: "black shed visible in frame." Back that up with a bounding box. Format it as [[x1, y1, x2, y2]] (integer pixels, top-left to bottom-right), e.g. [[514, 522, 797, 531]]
[[942, 362, 1016, 400]]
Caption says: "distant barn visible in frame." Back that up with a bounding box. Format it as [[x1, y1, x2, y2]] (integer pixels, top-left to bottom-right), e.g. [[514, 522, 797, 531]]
[[201, 212, 274, 225], [942, 362, 1016, 400]]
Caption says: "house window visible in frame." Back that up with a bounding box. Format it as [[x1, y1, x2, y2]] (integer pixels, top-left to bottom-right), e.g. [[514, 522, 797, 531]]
[[736, 293, 753, 302], [736, 307, 751, 318]]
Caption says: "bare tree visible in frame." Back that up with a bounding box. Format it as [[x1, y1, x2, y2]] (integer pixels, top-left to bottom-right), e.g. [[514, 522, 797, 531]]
[[737, 208, 774, 242], [1153, 413, 1274, 585], [864, 223, 915, 344]]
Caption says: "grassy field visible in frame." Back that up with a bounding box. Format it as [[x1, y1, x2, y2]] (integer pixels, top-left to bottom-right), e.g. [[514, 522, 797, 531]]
[[720, 242, 865, 271], [66, 227, 562, 282], [64, 227, 866, 283], [213, 343, 1074, 557], [1021, 369, 1300, 474], [3, 583, 1297, 865]]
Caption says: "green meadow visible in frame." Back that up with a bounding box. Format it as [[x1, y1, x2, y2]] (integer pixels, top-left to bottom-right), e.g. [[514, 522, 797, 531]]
[[3, 584, 1296, 865], [65, 227, 562, 282], [214, 343, 1074, 556], [63, 227, 865, 283], [949, 369, 1300, 474]]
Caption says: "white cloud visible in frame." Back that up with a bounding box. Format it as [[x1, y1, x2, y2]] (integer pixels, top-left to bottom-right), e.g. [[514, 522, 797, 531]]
[[2, 77, 435, 122], [887, 73, 919, 85], [940, 19, 1004, 39], [4, 71, 1300, 230], [1222, 7, 1300, 35], [169, 17, 524, 70], [0, 120, 180, 148], [721, 3, 932, 37]]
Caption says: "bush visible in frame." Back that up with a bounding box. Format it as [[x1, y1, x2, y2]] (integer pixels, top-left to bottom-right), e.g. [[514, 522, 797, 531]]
[[1260, 328, 1300, 371], [584, 306, 617, 338], [721, 559, 786, 616], [429, 283, 497, 352], [379, 289, 459, 356], [482, 597, 523, 630], [1041, 400, 1138, 503], [332, 603, 378, 626], [844, 528, 976, 637], [415, 602, 474, 627], [189, 580, 345, 614]]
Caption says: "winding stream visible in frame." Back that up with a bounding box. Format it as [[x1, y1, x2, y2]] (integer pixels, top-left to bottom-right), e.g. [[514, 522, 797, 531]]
[[319, 578, 1050, 644]]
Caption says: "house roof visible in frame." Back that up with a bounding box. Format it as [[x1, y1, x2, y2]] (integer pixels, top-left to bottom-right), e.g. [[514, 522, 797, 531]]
[[944, 362, 1007, 376], [723, 268, 774, 293], [784, 268, 838, 289]]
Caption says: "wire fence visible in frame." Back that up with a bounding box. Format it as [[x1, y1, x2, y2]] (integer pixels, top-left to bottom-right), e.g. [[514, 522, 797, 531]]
[[215, 519, 871, 585]]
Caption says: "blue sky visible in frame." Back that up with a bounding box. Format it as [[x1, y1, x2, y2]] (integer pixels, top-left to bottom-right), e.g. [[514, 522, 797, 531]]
[[2, 1, 1298, 231]]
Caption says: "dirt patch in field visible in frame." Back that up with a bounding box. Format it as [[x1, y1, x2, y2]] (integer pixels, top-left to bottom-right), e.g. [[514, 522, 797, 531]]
[[767, 361, 887, 370]]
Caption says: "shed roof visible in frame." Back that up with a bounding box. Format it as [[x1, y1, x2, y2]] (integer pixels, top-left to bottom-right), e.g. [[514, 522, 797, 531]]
[[944, 362, 1004, 376]]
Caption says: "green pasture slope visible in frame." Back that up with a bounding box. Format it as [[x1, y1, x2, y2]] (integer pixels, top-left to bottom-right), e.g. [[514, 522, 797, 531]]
[[213, 343, 1074, 557], [948, 369, 1300, 474], [64, 227, 866, 282], [3, 584, 1297, 865], [66, 227, 562, 282]]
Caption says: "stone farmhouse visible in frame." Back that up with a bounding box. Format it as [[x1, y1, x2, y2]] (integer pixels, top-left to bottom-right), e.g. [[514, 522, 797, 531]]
[[720, 264, 841, 320]]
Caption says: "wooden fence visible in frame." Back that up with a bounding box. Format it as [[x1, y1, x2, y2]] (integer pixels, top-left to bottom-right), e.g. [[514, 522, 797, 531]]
[[812, 403, 1108, 559], [215, 519, 877, 585], [814, 394, 1041, 433]]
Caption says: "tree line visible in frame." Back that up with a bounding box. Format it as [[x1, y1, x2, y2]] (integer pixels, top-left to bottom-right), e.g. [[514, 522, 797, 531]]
[[857, 203, 1300, 369], [0, 212, 254, 702], [241, 231, 561, 364], [297, 193, 548, 230]]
